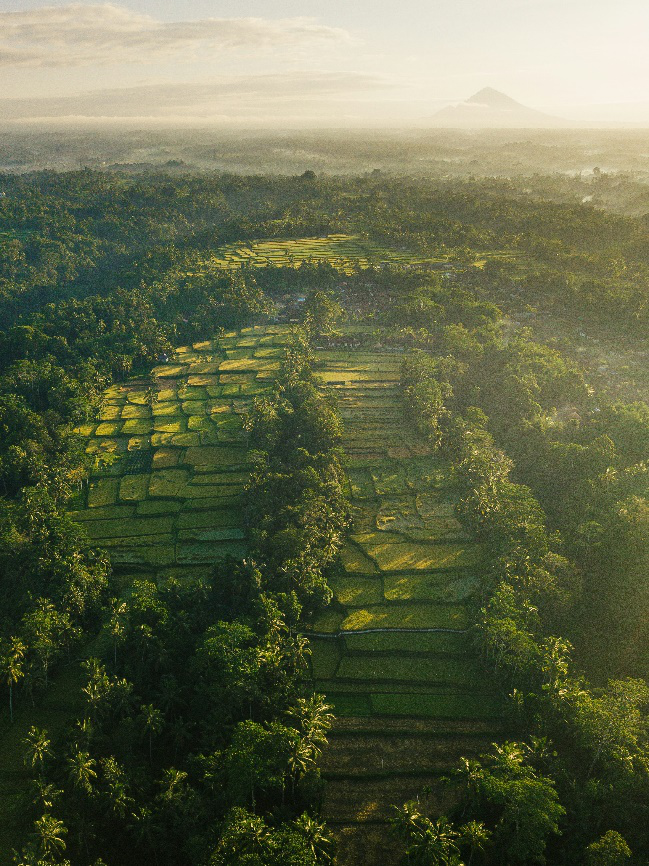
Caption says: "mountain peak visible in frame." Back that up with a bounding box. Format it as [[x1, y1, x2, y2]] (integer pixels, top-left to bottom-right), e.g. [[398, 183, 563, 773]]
[[430, 88, 569, 128], [466, 88, 523, 109]]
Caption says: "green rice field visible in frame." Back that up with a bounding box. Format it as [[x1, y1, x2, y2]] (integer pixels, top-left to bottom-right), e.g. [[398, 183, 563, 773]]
[[204, 234, 439, 274], [307, 338, 503, 864], [72, 325, 290, 580], [307, 344, 498, 722]]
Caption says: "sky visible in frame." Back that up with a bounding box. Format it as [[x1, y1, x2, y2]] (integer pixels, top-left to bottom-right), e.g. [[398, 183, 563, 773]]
[[1, 0, 649, 126]]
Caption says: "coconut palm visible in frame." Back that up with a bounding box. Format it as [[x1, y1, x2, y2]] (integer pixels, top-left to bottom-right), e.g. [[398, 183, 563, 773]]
[[108, 599, 128, 666], [32, 780, 63, 812], [0, 636, 26, 722], [293, 813, 335, 864], [159, 767, 188, 803], [287, 694, 333, 769], [139, 703, 163, 761], [391, 804, 466, 866], [23, 726, 52, 771], [34, 813, 67, 858], [67, 749, 97, 795]]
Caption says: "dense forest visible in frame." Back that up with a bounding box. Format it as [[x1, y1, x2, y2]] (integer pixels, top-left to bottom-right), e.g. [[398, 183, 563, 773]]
[[1, 166, 649, 865], [5, 129, 649, 196]]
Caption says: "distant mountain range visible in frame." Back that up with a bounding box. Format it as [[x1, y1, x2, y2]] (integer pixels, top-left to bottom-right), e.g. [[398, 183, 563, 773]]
[[431, 88, 571, 128]]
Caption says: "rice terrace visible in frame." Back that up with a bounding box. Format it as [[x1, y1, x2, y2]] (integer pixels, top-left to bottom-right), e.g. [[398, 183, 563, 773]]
[[74, 327, 282, 575], [209, 234, 438, 273]]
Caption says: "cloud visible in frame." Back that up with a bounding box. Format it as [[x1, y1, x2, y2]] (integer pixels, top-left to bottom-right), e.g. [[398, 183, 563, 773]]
[[0, 72, 391, 125], [0, 3, 353, 68]]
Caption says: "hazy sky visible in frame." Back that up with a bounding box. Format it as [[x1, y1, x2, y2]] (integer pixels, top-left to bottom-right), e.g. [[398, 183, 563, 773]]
[[1, 0, 648, 125]]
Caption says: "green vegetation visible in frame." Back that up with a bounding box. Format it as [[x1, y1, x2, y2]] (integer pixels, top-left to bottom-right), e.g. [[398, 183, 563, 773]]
[[383, 572, 478, 603], [370, 692, 501, 720], [244, 329, 349, 613], [305, 342, 490, 729], [14, 566, 336, 866], [340, 605, 468, 632], [209, 234, 434, 274], [2, 163, 649, 865], [399, 304, 649, 863], [335, 655, 477, 687], [74, 331, 290, 572], [391, 741, 563, 866], [5, 330, 349, 866]]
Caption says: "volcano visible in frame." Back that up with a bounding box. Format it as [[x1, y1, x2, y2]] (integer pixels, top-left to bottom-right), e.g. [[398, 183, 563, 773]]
[[431, 88, 570, 128]]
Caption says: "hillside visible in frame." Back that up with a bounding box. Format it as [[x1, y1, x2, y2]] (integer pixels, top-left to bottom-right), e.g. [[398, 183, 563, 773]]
[[71, 325, 504, 866], [57, 328, 504, 866]]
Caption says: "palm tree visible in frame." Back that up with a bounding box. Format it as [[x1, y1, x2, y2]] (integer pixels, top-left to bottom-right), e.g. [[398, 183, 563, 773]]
[[288, 737, 312, 783], [0, 636, 26, 722], [140, 703, 163, 761], [158, 767, 188, 804], [23, 726, 52, 771], [169, 715, 192, 760], [32, 780, 63, 812], [294, 813, 335, 864], [391, 804, 465, 866], [34, 813, 67, 858], [24, 600, 70, 688], [459, 820, 490, 864], [390, 800, 426, 846], [67, 749, 97, 795], [225, 810, 268, 859], [287, 695, 333, 768], [416, 816, 463, 866], [108, 599, 128, 666], [145, 387, 158, 411], [66, 749, 98, 858], [133, 806, 161, 866], [101, 755, 132, 818], [286, 696, 333, 801], [81, 657, 108, 719]]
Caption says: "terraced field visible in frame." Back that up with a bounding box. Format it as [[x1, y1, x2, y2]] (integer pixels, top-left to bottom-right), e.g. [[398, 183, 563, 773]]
[[71, 326, 289, 582], [308, 344, 504, 866], [208, 234, 437, 273]]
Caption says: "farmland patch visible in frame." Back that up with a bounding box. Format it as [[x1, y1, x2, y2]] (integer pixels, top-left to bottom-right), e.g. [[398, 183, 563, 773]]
[[73, 326, 282, 578], [310, 336, 502, 864]]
